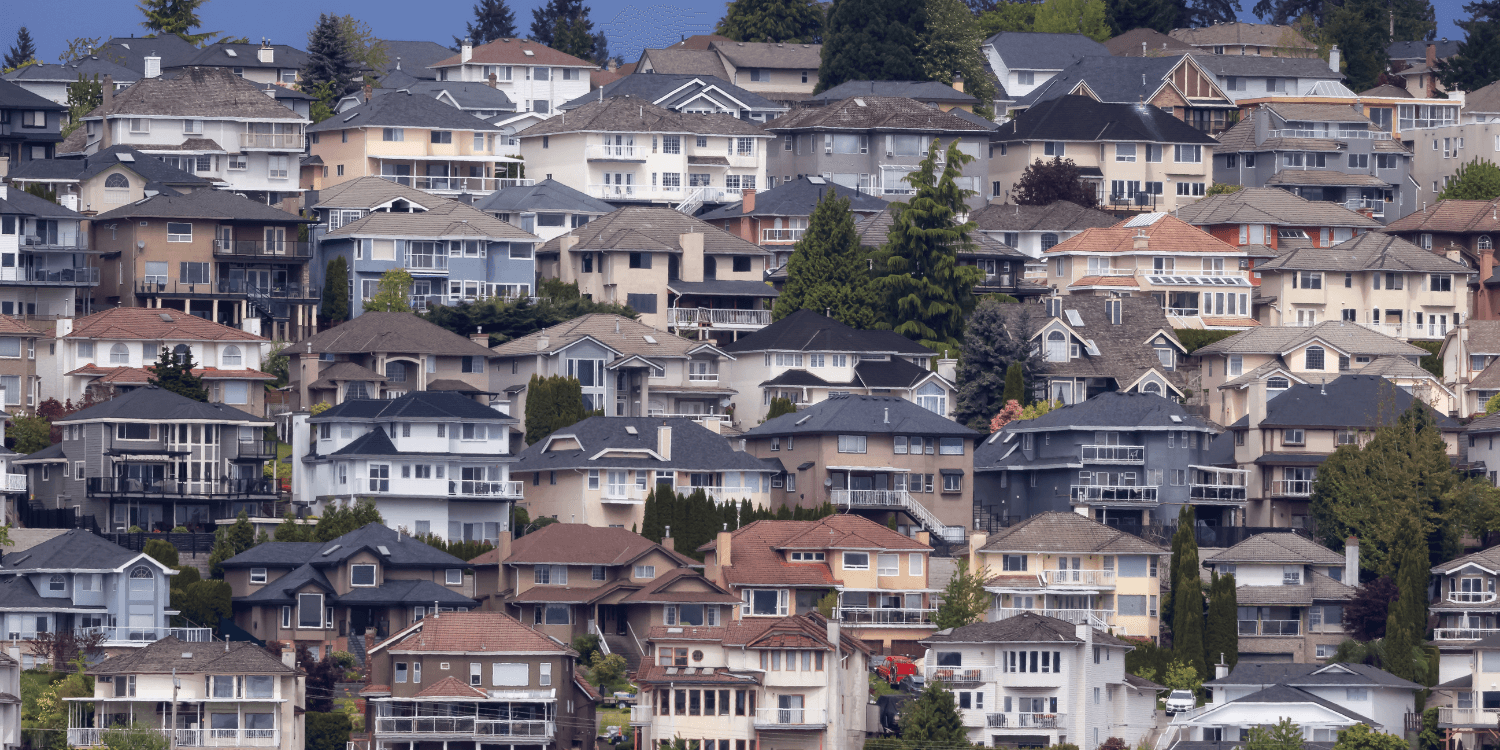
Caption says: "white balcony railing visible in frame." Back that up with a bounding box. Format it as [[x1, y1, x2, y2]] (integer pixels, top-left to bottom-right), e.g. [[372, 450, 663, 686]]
[[832, 607, 936, 626], [602, 487, 647, 503], [630, 704, 653, 725], [761, 228, 805, 243], [924, 666, 996, 684], [994, 608, 1114, 627], [451, 480, 523, 498], [1266, 128, 1391, 140], [829, 488, 964, 543], [377, 175, 523, 194], [1079, 445, 1145, 464], [375, 717, 554, 737], [1039, 569, 1116, 587], [1448, 592, 1499, 604], [1440, 708, 1500, 727], [239, 132, 303, 150], [1434, 628, 1500, 641], [646, 412, 733, 427], [699, 486, 755, 504], [1070, 485, 1158, 503], [70, 728, 281, 747], [587, 184, 745, 203], [669, 307, 772, 330], [1190, 485, 1248, 502], [586, 144, 643, 159], [986, 713, 1067, 729], [1238, 619, 1301, 636], [1271, 479, 1314, 497], [753, 708, 827, 727], [4, 473, 24, 492], [71, 626, 214, 644]]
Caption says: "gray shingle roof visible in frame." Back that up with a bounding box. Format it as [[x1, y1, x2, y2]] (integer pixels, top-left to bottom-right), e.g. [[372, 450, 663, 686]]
[[971, 201, 1118, 232], [221, 522, 472, 569], [720, 309, 933, 356], [294, 311, 503, 357], [1205, 661, 1421, 690], [7, 144, 213, 187], [91, 185, 309, 223], [325, 193, 536, 240], [54, 385, 270, 425], [1388, 39, 1461, 61], [1256, 232, 1474, 274], [92, 35, 204, 74], [84, 66, 303, 120], [994, 95, 1216, 144], [168, 43, 309, 72], [699, 177, 889, 221], [1015, 55, 1184, 107], [311, 175, 440, 210], [0, 528, 142, 572], [1194, 320, 1426, 357], [1203, 532, 1346, 565], [766, 96, 991, 134], [921, 611, 1087, 644], [0, 186, 85, 220], [309, 88, 501, 132], [3, 57, 140, 84], [536, 206, 767, 256], [474, 179, 617, 215], [512, 416, 779, 473], [1187, 53, 1344, 79], [810, 80, 975, 105], [377, 40, 456, 80], [982, 31, 1110, 71], [1172, 187, 1382, 228], [0, 77, 67, 110], [520, 95, 769, 137], [559, 74, 782, 113], [311, 390, 515, 423], [1104, 28, 1194, 57], [978, 511, 1167, 554], [744, 394, 978, 438], [88, 636, 295, 675], [368, 80, 516, 112], [1224, 374, 1461, 431], [986, 391, 1214, 438], [638, 49, 730, 79], [1169, 23, 1315, 49]]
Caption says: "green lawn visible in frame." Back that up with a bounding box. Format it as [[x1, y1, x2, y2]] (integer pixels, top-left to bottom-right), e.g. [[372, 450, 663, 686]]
[[598, 707, 630, 736]]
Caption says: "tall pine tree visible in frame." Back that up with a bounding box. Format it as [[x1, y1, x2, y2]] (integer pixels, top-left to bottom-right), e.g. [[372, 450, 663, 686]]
[[152, 345, 207, 402], [4, 27, 37, 71], [816, 0, 925, 93], [458, 0, 519, 47], [138, 0, 218, 44], [322, 256, 349, 323], [716, 0, 825, 43], [1382, 529, 1429, 683], [900, 679, 969, 745], [955, 298, 1037, 430], [530, 0, 604, 62], [1172, 506, 1206, 682], [1442, 0, 1500, 99], [1107, 0, 1181, 34], [303, 14, 359, 104], [1204, 571, 1238, 674], [773, 189, 880, 328]]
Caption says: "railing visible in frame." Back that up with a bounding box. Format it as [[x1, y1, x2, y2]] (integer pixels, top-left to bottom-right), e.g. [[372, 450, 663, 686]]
[[1039, 569, 1116, 587], [135, 279, 320, 299], [832, 607, 935, 626], [235, 439, 279, 459], [497, 178, 535, 189], [669, 307, 772, 329], [924, 666, 994, 684], [405, 253, 449, 271], [75, 625, 214, 643], [986, 713, 1066, 729], [1439, 708, 1500, 727], [687, 372, 720, 381], [69, 728, 281, 747], [830, 488, 965, 542], [1070, 485, 1158, 503], [1189, 485, 1248, 502], [1080, 445, 1145, 464], [240, 132, 304, 150], [586, 144, 643, 159], [213, 240, 313, 258], [993, 608, 1113, 627], [752, 708, 827, 727], [97, 531, 217, 553], [375, 718, 554, 737], [1448, 591, 1498, 604], [1399, 117, 1458, 130], [1343, 198, 1386, 213], [4, 473, 24, 492], [1266, 128, 1391, 140], [602, 487, 647, 503], [1166, 307, 1200, 317], [449, 480, 523, 498], [647, 413, 733, 427], [22, 235, 88, 250], [1271, 479, 1314, 497], [86, 477, 278, 497], [761, 228, 805, 243], [8, 267, 100, 285], [376, 175, 517, 193], [699, 487, 754, 504], [1238, 619, 1301, 636], [589, 184, 745, 204], [1434, 628, 1500, 641], [590, 619, 611, 656], [630, 704, 652, 724]]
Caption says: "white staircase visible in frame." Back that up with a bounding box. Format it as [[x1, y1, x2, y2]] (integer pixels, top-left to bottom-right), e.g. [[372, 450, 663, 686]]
[[675, 188, 705, 215], [830, 489, 966, 543]]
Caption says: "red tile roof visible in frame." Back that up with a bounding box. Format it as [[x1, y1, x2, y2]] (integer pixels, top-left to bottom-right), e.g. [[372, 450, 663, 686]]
[[619, 567, 740, 604], [635, 665, 761, 685], [415, 676, 488, 698], [377, 611, 572, 654], [359, 684, 391, 696], [574, 667, 603, 700], [432, 39, 594, 69], [697, 516, 929, 588], [63, 308, 267, 341], [647, 613, 874, 655], [0, 316, 40, 336], [1046, 214, 1239, 255]]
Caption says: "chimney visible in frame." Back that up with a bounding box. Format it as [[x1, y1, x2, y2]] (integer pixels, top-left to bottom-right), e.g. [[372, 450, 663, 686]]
[[1215, 655, 1229, 680], [951, 73, 964, 93], [827, 619, 840, 649], [258, 41, 274, 64], [280, 643, 295, 669], [1329, 45, 1341, 72], [968, 531, 987, 572], [143, 54, 160, 79], [916, 530, 930, 547], [1426, 42, 1437, 70], [363, 83, 372, 103], [56, 318, 73, 338], [702, 418, 722, 434], [658, 424, 672, 460], [1132, 230, 1149, 251], [937, 358, 957, 382], [0, 156, 8, 179], [1344, 536, 1360, 584], [470, 327, 489, 347], [661, 526, 674, 551], [488, 72, 498, 89], [742, 189, 756, 213], [461, 39, 474, 63], [607, 59, 618, 72], [0, 184, 6, 201], [536, 335, 549, 351], [716, 530, 732, 567]]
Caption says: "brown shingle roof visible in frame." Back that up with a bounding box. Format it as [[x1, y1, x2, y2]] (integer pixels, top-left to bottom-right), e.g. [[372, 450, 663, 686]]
[[1261, 102, 1373, 123], [1467, 321, 1500, 355], [64, 308, 267, 342], [766, 96, 992, 133], [294, 312, 496, 357], [476, 523, 697, 568], [1169, 23, 1315, 50], [314, 175, 448, 210], [1255, 232, 1474, 273], [379, 611, 572, 654], [647, 612, 872, 653], [978, 512, 1167, 555], [972, 201, 1118, 232], [619, 568, 741, 604], [635, 664, 762, 685], [1264, 170, 1393, 188], [84, 67, 304, 121], [520, 96, 768, 137], [536, 206, 768, 256], [639, 49, 730, 79], [1045, 213, 1238, 255], [1194, 320, 1426, 357], [1203, 532, 1346, 565], [491, 313, 695, 358], [698, 516, 929, 588], [1384, 197, 1500, 234], [1106, 28, 1195, 57], [89, 636, 294, 675], [709, 41, 821, 70], [431, 39, 594, 69], [1172, 187, 1382, 228]]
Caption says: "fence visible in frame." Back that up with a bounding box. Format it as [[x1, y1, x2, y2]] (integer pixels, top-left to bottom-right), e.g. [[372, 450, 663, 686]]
[[99, 531, 218, 553]]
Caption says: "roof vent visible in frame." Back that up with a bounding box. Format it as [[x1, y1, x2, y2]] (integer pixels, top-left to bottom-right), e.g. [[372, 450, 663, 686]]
[[1170, 415, 1182, 423], [377, 545, 391, 556], [159, 313, 174, 322], [116, 153, 135, 163], [321, 544, 342, 556], [182, 652, 193, 658]]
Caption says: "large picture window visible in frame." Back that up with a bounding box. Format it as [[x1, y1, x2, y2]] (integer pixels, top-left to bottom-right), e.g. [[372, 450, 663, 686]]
[[297, 593, 323, 628]]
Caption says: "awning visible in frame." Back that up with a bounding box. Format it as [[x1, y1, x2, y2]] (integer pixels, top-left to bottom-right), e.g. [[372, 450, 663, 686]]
[[940, 468, 965, 476]]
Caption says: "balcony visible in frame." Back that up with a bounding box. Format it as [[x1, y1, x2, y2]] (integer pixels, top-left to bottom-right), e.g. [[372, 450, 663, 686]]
[[3, 473, 23, 493], [1039, 569, 1116, 587], [1266, 128, 1391, 140], [648, 413, 733, 428], [993, 608, 1113, 627], [753, 707, 827, 729], [586, 184, 745, 204], [449, 480, 523, 498], [135, 279, 320, 300], [374, 717, 554, 738], [585, 144, 646, 161], [86, 477, 277, 498], [761, 228, 805, 243], [669, 307, 772, 331], [240, 132, 303, 150], [1238, 619, 1301, 636], [700, 486, 755, 504], [213, 240, 312, 258], [1342, 197, 1386, 215], [986, 713, 1066, 729], [923, 666, 994, 684], [1271, 479, 1315, 497], [2, 267, 100, 286], [1434, 628, 1500, 641], [1440, 708, 1500, 727], [70, 728, 281, 747], [405, 253, 449, 273], [74, 625, 214, 644], [833, 607, 936, 627], [234, 440, 278, 459], [376, 175, 529, 194], [830, 488, 966, 543], [602, 487, 647, 504], [1080, 445, 1144, 464], [1070, 485, 1159, 504], [630, 704, 653, 725], [1189, 485, 1248, 502], [1448, 592, 1498, 604], [687, 372, 720, 382], [21, 234, 88, 251]]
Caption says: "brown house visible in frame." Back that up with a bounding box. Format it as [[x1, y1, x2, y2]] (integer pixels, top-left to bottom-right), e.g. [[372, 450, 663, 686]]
[[1384, 198, 1500, 320]]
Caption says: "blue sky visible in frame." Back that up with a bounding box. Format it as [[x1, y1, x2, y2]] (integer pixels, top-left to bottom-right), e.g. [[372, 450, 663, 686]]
[[4, 0, 1472, 69]]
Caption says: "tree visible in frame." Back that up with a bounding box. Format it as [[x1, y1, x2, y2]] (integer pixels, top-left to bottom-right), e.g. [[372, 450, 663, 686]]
[[1245, 719, 1305, 750], [1032, 0, 1112, 40], [1323, 0, 1434, 93], [875, 140, 986, 357], [523, 375, 591, 444], [1439, 159, 1500, 201], [459, 0, 520, 46], [62, 74, 103, 138], [173, 579, 232, 631], [152, 345, 207, 402], [1331, 724, 1408, 750], [530, 0, 603, 62], [419, 279, 636, 344], [4, 27, 37, 71], [899, 679, 969, 746], [1440, 0, 1500, 93], [1343, 576, 1399, 640], [978, 3, 1040, 34], [208, 510, 256, 578], [58, 36, 102, 64], [1003, 362, 1025, 404], [590, 651, 628, 693], [766, 397, 799, 420], [956, 299, 1037, 430], [816, 0, 926, 93], [275, 511, 311, 541], [312, 499, 383, 541], [11, 413, 52, 453], [305, 711, 353, 750], [322, 257, 350, 323], [338, 15, 389, 79], [1180, 0, 1241, 27], [27, 629, 106, 669], [143, 539, 179, 568], [716, 0, 825, 43], [1012, 157, 1098, 208], [303, 14, 359, 115], [919, 0, 999, 118], [365, 269, 414, 312], [1205, 182, 1244, 196], [1204, 571, 1238, 674], [773, 190, 881, 328], [1381, 529, 1428, 682], [102, 723, 171, 750], [1172, 506, 1206, 681], [1106, 0, 1181, 34], [138, 0, 218, 44], [934, 559, 990, 630], [1161, 660, 1201, 692]]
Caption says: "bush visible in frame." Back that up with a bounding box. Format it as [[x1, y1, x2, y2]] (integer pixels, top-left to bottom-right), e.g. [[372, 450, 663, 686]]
[[330, 651, 356, 669], [171, 526, 189, 533], [304, 712, 352, 750], [572, 634, 602, 665], [142, 539, 178, 568]]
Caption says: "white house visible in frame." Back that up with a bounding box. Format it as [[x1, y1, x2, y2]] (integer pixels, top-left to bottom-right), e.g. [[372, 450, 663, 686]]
[[427, 39, 593, 118], [0, 647, 17, 750]]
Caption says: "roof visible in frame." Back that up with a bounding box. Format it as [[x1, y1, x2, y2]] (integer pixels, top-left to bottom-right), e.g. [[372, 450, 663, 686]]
[[810, 80, 975, 105], [1225, 374, 1461, 431], [709, 40, 821, 70], [1172, 187, 1383, 228], [994, 95, 1217, 145], [1014, 54, 1186, 108], [1047, 213, 1236, 255], [1203, 532, 1346, 565], [311, 390, 515, 424], [479, 522, 696, 567], [168, 42, 309, 72], [1105, 28, 1195, 57], [378, 611, 568, 654], [766, 96, 991, 134], [985, 391, 1213, 443], [474, 179, 617, 215], [312, 175, 442, 211], [536, 206, 767, 256], [1204, 660, 1421, 690], [1470, 321, 1500, 356], [0, 185, 85, 221], [621, 567, 741, 604], [415, 676, 489, 698], [923, 611, 1130, 646], [1264, 170, 1392, 188], [91, 186, 307, 224], [520, 95, 768, 138], [512, 416, 779, 473], [1169, 23, 1315, 49], [697, 516, 927, 587], [0, 77, 67, 111], [377, 40, 456, 80], [699, 177, 889, 221], [293, 312, 497, 357], [62, 307, 268, 342], [1187, 53, 1343, 80], [647, 612, 872, 655], [991, 295, 1190, 392], [560, 74, 783, 113], [325, 193, 536, 241], [1195, 321, 1426, 358], [745, 394, 978, 438], [308, 88, 502, 132], [1261, 101, 1372, 123], [1384, 197, 1500, 234], [972, 201, 1118, 232], [490, 313, 698, 359], [1388, 39, 1462, 61], [1464, 80, 1500, 114], [721, 309, 932, 356], [431, 38, 595, 69], [91, 34, 201, 74], [89, 636, 294, 675], [638, 49, 730, 79], [1255, 232, 1474, 274], [3, 57, 140, 84], [7, 145, 212, 187], [364, 79, 516, 112], [221, 522, 471, 569], [54, 385, 269, 425], [978, 512, 1167, 555], [0, 528, 143, 572], [82, 67, 303, 121], [982, 31, 1110, 71]]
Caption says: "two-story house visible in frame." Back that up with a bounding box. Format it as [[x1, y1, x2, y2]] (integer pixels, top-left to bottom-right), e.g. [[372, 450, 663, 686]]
[[991, 96, 1219, 213], [68, 637, 304, 750], [1253, 232, 1473, 338], [0, 184, 96, 329], [72, 67, 309, 207], [292, 390, 520, 540], [87, 188, 317, 341], [698, 516, 934, 654], [719, 309, 954, 424], [1188, 53, 1346, 106], [1012, 55, 1239, 137], [631, 612, 869, 750], [1465, 394, 1500, 478], [740, 394, 979, 543], [163, 40, 307, 87], [222, 522, 478, 657], [1169, 23, 1317, 56], [921, 613, 1160, 749], [536, 207, 775, 334], [0, 77, 66, 166], [0, 314, 41, 417], [428, 38, 595, 117], [980, 32, 1109, 113], [363, 611, 597, 750], [1202, 532, 1357, 662], [0, 529, 206, 649], [1171, 186, 1382, 271], [0, 649, 16, 750], [1425, 630, 1500, 750], [510, 416, 779, 530], [488, 313, 741, 430], [974, 391, 1245, 533], [474, 179, 615, 243], [6, 144, 213, 216], [1427, 544, 1500, 668], [560, 74, 788, 122], [1384, 198, 1500, 321], [969, 512, 1168, 640], [764, 97, 992, 209], [970, 202, 1118, 274], [519, 97, 771, 208], [1, 57, 138, 106], [699, 176, 889, 276]]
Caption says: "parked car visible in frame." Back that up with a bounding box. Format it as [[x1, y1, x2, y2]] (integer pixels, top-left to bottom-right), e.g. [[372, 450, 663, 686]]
[[1165, 689, 1195, 714]]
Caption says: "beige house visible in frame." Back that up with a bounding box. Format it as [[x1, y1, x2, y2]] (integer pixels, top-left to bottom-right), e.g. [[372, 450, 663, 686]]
[[1202, 533, 1357, 662], [1439, 321, 1500, 417], [1168, 23, 1318, 57], [6, 144, 213, 216], [637, 41, 822, 99]]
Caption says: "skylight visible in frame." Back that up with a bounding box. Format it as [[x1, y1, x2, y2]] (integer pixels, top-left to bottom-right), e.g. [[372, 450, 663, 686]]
[[644, 335, 658, 344], [225, 49, 237, 57], [626, 426, 638, 435], [377, 545, 391, 556], [1170, 415, 1183, 423], [321, 544, 342, 556]]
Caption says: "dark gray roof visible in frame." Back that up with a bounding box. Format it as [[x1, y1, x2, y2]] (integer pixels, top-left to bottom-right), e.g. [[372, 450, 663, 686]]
[[559, 74, 782, 113], [699, 177, 889, 221], [55, 385, 271, 425], [0, 529, 142, 572], [294, 311, 498, 357], [1256, 232, 1473, 274], [853, 357, 936, 388], [1215, 685, 1378, 724], [474, 179, 617, 215], [522, 95, 769, 137], [535, 206, 767, 256], [1016, 54, 1184, 108], [91, 186, 308, 223], [9, 145, 212, 187], [328, 427, 402, 456], [512, 416, 780, 473], [89, 636, 295, 675], [1388, 39, 1461, 61], [0, 574, 92, 610], [168, 43, 309, 71], [995, 95, 1216, 144], [313, 390, 515, 423], [92, 35, 201, 74], [1226, 375, 1461, 431], [221, 522, 472, 570], [971, 201, 1118, 232], [744, 394, 979, 438], [810, 80, 976, 105], [238, 562, 336, 603], [336, 578, 478, 606], [1205, 661, 1421, 690], [994, 390, 1211, 434], [720, 309, 933, 356], [308, 88, 502, 132], [378, 40, 455, 80], [3, 57, 140, 84], [0, 77, 67, 110], [982, 31, 1110, 71], [992, 296, 1190, 394], [0, 187, 85, 220], [1187, 53, 1344, 80], [922, 611, 1132, 647]]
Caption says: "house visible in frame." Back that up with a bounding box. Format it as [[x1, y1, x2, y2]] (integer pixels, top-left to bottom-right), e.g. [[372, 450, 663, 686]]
[[635, 49, 731, 81], [6, 143, 213, 215], [535, 207, 776, 335], [980, 32, 1110, 111], [1188, 53, 1346, 105], [474, 179, 616, 243], [86, 188, 317, 341], [1429, 543, 1500, 660], [1168, 23, 1318, 57], [221, 522, 478, 655], [698, 176, 889, 273], [0, 183, 97, 325], [292, 390, 520, 539], [42, 306, 270, 410], [69, 67, 309, 207], [1171, 186, 1382, 264], [305, 88, 517, 198], [921, 613, 1160, 748], [1201, 532, 1357, 662], [1212, 103, 1415, 222], [0, 77, 66, 166], [1387, 40, 1460, 99], [362, 611, 597, 750], [314, 181, 539, 316], [763, 97, 992, 209], [1011, 55, 1239, 136], [1252, 232, 1472, 337], [630, 612, 870, 750], [25, 385, 275, 532], [1384, 198, 1500, 320], [990, 296, 1192, 405], [0, 649, 16, 750], [990, 96, 1219, 214], [1431, 632, 1500, 748], [1441, 321, 1500, 416], [1214, 374, 1461, 528], [510, 416, 779, 529], [0, 529, 205, 648], [973, 391, 1244, 532], [517, 96, 772, 209], [471, 523, 732, 668], [488, 313, 741, 428], [969, 512, 1168, 640], [968, 201, 1118, 281], [1411, 122, 1500, 212], [1458, 79, 1500, 124], [1, 57, 138, 105], [809, 81, 977, 112], [162, 40, 308, 87], [852, 206, 1042, 299], [1195, 322, 1439, 426], [560, 74, 789, 122], [428, 38, 595, 117], [373, 40, 455, 82], [286, 311, 499, 411], [89, 35, 201, 77], [718, 309, 955, 424], [0, 313, 42, 413], [704, 41, 822, 100], [739, 394, 979, 543], [698, 516, 935, 653], [67, 637, 304, 750], [336, 79, 520, 126], [1105, 28, 1194, 57]]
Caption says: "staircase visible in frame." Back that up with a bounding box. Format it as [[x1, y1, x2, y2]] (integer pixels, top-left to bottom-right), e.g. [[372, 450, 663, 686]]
[[349, 632, 367, 668], [675, 188, 705, 215], [831, 490, 966, 544], [246, 285, 289, 321], [603, 634, 641, 673]]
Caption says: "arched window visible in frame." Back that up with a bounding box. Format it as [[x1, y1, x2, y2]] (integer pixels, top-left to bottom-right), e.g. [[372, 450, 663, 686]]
[[1481, 235, 1494, 251], [1305, 346, 1325, 371], [109, 343, 129, 364], [915, 382, 947, 415], [1142, 382, 1162, 396], [104, 174, 129, 189], [385, 361, 407, 383], [1046, 331, 1068, 362], [221, 345, 242, 367], [1267, 376, 1291, 390], [1041, 233, 1059, 250], [130, 567, 153, 579], [49, 574, 65, 591], [128, 566, 154, 596], [173, 344, 190, 365]]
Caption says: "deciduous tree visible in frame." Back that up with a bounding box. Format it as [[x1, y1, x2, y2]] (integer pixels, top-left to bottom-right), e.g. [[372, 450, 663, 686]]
[[1342, 576, 1398, 640], [1012, 157, 1098, 208], [1439, 159, 1500, 201], [365, 269, 414, 312], [1032, 0, 1112, 40], [919, 0, 998, 118], [773, 190, 880, 328], [63, 75, 103, 138], [11, 414, 52, 453], [716, 0, 825, 43], [1332, 724, 1409, 750], [933, 559, 990, 630], [1245, 718, 1305, 750]]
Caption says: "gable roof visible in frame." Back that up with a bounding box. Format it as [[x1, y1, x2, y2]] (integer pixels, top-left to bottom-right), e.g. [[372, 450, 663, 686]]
[[0, 185, 86, 221], [168, 42, 309, 72], [361, 79, 516, 112], [90, 185, 308, 223], [1187, 53, 1343, 80], [430, 38, 595, 69], [312, 175, 442, 211], [1172, 187, 1382, 228], [766, 96, 991, 134], [810, 80, 975, 105], [698, 177, 889, 221], [922, 611, 1129, 646], [474, 179, 617, 215], [3, 57, 141, 85], [991, 296, 1190, 392], [310, 390, 515, 423], [293, 312, 498, 357], [520, 96, 768, 138], [971, 201, 1118, 232], [512, 416, 779, 473], [977, 511, 1167, 555], [1384, 197, 1500, 234], [720, 309, 932, 356], [1203, 532, 1346, 565], [745, 394, 978, 438], [83, 67, 303, 121], [0, 78, 68, 111], [1225, 374, 1461, 431], [986, 391, 1214, 439], [1205, 660, 1420, 689], [308, 88, 502, 132], [995, 95, 1217, 144], [0, 528, 147, 572], [1169, 22, 1315, 50], [221, 522, 471, 569], [620, 567, 740, 604], [377, 611, 570, 654], [982, 31, 1110, 71], [560, 74, 783, 113], [1015, 54, 1188, 108], [536, 206, 768, 256], [62, 307, 268, 342], [325, 193, 536, 240], [1105, 28, 1195, 57], [89, 636, 294, 675], [7, 144, 213, 188], [709, 41, 821, 70], [638, 49, 731, 79], [54, 385, 270, 425], [490, 313, 698, 358], [377, 40, 456, 80], [697, 516, 927, 588], [1194, 321, 1425, 358], [1255, 232, 1474, 274], [482, 522, 697, 567]]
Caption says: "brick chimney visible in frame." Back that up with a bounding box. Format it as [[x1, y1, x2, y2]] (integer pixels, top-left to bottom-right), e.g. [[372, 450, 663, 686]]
[[363, 83, 372, 103], [488, 72, 498, 89], [1132, 230, 1149, 251], [742, 189, 756, 213], [470, 327, 489, 347]]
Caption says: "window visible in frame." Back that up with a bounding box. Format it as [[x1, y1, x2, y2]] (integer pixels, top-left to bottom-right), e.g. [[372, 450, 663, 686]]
[[1283, 429, 1306, 446], [843, 552, 870, 570], [1175, 182, 1205, 196], [1304, 346, 1325, 370], [1043, 142, 1064, 156], [267, 155, 288, 179], [431, 130, 453, 144], [634, 565, 656, 579], [297, 593, 323, 628], [351, 564, 376, 586], [837, 434, 867, 453], [744, 589, 788, 616], [250, 568, 267, 584], [167, 223, 192, 242], [939, 437, 963, 455], [382, 128, 404, 141], [222, 345, 242, 367], [368, 464, 389, 492], [1002, 554, 1027, 572], [1115, 143, 1137, 162], [1017, 71, 1035, 86], [1297, 271, 1322, 289], [1432, 274, 1453, 292], [535, 565, 568, 584], [877, 554, 899, 576], [943, 473, 962, 492], [1174, 145, 1202, 163], [395, 663, 408, 683]]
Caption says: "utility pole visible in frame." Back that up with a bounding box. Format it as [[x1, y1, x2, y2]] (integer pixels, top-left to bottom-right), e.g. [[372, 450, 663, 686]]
[[170, 667, 179, 750]]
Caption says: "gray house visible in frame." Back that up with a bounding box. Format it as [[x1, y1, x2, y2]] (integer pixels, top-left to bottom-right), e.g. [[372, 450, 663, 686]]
[[763, 97, 993, 208], [0, 77, 66, 166], [974, 390, 1243, 533], [559, 74, 787, 121]]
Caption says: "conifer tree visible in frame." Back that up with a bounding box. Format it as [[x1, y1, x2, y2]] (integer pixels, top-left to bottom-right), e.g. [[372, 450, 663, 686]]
[[919, 0, 998, 118], [955, 299, 1036, 429], [303, 13, 359, 104], [322, 257, 349, 323], [152, 345, 207, 402], [766, 397, 798, 420], [138, 0, 218, 44], [530, 0, 603, 62], [934, 559, 990, 629], [899, 679, 969, 745], [4, 27, 37, 71], [1383, 529, 1429, 683], [1106, 0, 1181, 33], [773, 190, 880, 328], [1172, 506, 1206, 681], [523, 376, 590, 444], [1204, 571, 1238, 674], [458, 0, 519, 47], [816, 0, 926, 93], [716, 0, 825, 43], [1003, 362, 1025, 405], [1440, 0, 1500, 93], [1163, 507, 1185, 632]]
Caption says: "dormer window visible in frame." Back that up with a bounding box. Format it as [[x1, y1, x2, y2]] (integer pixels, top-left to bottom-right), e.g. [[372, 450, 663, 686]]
[[49, 574, 65, 591], [350, 564, 377, 586], [1046, 331, 1068, 362], [1283, 566, 1302, 585], [789, 552, 825, 562]]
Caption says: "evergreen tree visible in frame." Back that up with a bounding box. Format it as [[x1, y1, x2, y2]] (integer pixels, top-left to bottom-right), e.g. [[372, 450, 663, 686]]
[[311, 500, 384, 541], [1012, 157, 1098, 207], [208, 510, 256, 578], [4, 27, 37, 71], [458, 0, 519, 47], [138, 0, 218, 44], [523, 375, 591, 444], [1244, 718, 1305, 750], [773, 190, 880, 328], [1382, 529, 1429, 682], [1003, 362, 1025, 405], [1324, 0, 1434, 92], [816, 0, 926, 93], [1440, 0, 1500, 93], [1439, 159, 1500, 201], [62, 74, 103, 138], [766, 397, 799, 420], [955, 298, 1037, 430], [275, 512, 311, 541], [977, 3, 1039, 34], [1204, 571, 1238, 673], [152, 345, 207, 402], [322, 256, 349, 322], [1180, 0, 1241, 27], [899, 679, 969, 746], [1162, 511, 1186, 646], [716, 0, 825, 43], [366, 269, 414, 312], [1106, 0, 1181, 34], [641, 485, 663, 542], [1172, 506, 1206, 681], [1343, 576, 1399, 640], [919, 0, 999, 118], [530, 0, 599, 57], [933, 559, 990, 629], [876, 140, 986, 357], [303, 13, 360, 106], [1031, 0, 1112, 40]]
